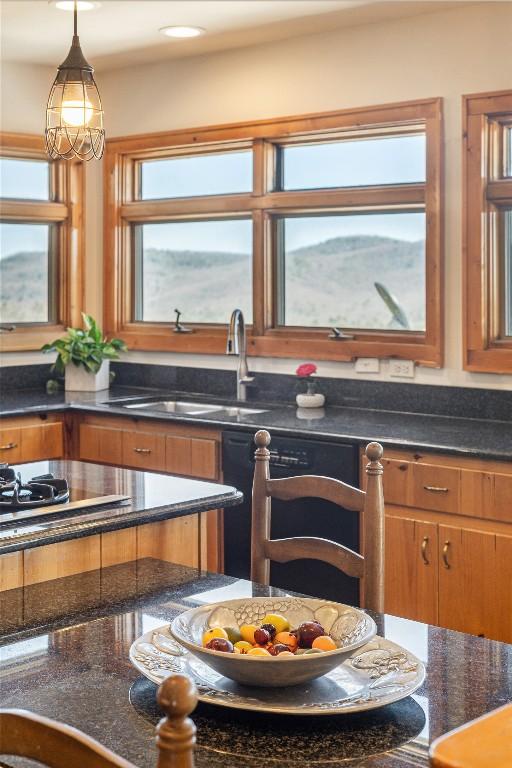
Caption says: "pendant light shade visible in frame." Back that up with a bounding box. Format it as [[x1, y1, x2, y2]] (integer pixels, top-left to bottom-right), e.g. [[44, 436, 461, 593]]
[[46, 2, 104, 160]]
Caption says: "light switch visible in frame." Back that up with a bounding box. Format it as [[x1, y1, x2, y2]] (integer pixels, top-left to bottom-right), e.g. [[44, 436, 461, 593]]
[[355, 358, 380, 374]]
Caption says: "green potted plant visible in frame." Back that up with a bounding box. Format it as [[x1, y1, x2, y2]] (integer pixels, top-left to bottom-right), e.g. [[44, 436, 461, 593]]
[[41, 314, 126, 392]]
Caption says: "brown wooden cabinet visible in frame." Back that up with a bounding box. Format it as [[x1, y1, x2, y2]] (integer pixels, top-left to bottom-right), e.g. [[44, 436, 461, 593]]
[[0, 415, 63, 464], [385, 516, 438, 625], [363, 447, 512, 642]]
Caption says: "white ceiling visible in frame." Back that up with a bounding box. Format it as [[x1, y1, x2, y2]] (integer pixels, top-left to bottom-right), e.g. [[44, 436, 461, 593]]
[[1, 0, 473, 72]]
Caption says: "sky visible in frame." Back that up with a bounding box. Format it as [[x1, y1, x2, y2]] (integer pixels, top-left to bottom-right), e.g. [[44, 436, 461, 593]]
[[0, 134, 426, 258]]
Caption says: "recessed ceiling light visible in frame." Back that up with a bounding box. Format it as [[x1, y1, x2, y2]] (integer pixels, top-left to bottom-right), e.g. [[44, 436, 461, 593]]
[[53, 1, 100, 10], [159, 25, 205, 39]]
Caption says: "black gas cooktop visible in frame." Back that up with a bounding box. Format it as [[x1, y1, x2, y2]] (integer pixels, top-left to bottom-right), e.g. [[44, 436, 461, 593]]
[[0, 464, 69, 511]]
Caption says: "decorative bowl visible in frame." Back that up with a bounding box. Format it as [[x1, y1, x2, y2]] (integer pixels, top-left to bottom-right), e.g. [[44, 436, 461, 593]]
[[170, 597, 376, 687]]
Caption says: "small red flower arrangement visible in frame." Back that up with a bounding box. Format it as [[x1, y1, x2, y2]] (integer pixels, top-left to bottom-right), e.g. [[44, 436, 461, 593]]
[[296, 362, 317, 378]]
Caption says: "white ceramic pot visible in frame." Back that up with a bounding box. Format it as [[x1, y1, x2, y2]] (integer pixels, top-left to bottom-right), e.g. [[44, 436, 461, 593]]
[[65, 361, 110, 392], [296, 392, 325, 408]]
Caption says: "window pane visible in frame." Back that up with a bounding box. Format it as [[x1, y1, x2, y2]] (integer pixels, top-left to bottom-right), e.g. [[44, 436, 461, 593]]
[[504, 210, 512, 336], [140, 151, 253, 200], [0, 222, 52, 323], [135, 219, 252, 323], [278, 213, 426, 331], [0, 158, 50, 200], [281, 134, 426, 190], [506, 128, 512, 177]]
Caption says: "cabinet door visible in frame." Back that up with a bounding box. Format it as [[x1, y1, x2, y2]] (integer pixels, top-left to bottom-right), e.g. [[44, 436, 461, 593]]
[[438, 525, 496, 638], [190, 438, 218, 480], [122, 431, 166, 472], [79, 423, 123, 465], [20, 422, 63, 461], [166, 435, 193, 476], [385, 516, 438, 624]]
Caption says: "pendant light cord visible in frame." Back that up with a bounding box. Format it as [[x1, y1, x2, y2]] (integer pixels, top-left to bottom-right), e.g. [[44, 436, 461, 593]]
[[74, 0, 77, 36]]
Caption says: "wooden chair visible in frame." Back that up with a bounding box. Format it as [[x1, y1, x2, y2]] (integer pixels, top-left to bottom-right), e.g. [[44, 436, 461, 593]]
[[0, 674, 197, 768], [251, 430, 385, 612]]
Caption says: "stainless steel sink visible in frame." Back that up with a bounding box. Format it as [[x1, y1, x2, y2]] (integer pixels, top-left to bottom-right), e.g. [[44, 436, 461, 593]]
[[122, 400, 225, 415], [215, 407, 267, 417], [121, 400, 268, 417]]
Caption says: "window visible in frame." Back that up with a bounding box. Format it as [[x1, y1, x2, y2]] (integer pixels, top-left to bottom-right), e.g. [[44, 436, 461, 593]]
[[0, 134, 83, 350], [277, 212, 426, 331], [140, 149, 253, 199], [134, 219, 253, 323], [463, 91, 512, 372], [105, 99, 442, 363]]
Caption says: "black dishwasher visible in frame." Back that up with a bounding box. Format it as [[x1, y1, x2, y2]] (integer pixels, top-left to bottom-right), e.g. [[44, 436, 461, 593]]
[[222, 430, 360, 605]]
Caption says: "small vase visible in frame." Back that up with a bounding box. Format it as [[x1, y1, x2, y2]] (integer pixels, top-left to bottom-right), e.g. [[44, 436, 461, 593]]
[[65, 361, 110, 392], [296, 380, 325, 409]]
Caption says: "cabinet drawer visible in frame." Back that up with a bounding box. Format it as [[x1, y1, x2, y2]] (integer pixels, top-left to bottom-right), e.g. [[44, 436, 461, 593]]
[[411, 464, 460, 513], [123, 431, 166, 471], [166, 435, 193, 476], [381, 458, 410, 505], [191, 438, 218, 480], [494, 474, 512, 523], [80, 423, 123, 465], [0, 428, 22, 463]]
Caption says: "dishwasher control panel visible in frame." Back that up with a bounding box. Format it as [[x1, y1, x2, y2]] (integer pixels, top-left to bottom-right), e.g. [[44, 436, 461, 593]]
[[268, 449, 311, 469]]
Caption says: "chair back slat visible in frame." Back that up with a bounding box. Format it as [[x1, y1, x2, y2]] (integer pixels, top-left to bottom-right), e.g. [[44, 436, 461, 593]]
[[0, 710, 136, 768], [266, 475, 364, 511], [251, 430, 385, 612], [264, 537, 365, 578]]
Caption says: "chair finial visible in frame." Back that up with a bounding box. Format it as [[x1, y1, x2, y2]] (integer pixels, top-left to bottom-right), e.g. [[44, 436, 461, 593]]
[[156, 674, 197, 768], [254, 429, 271, 448], [365, 441, 383, 462]]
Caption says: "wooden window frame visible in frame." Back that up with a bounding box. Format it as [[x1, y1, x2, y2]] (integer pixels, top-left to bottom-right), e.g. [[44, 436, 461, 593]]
[[0, 133, 84, 352], [105, 98, 443, 365], [463, 90, 512, 373]]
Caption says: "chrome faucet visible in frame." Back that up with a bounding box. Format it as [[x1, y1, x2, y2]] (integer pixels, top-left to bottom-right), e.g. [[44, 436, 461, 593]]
[[226, 309, 254, 401]]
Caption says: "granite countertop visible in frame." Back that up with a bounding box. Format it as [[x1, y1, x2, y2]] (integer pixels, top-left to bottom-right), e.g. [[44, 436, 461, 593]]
[[1, 558, 511, 767], [0, 459, 242, 555], [1, 385, 511, 461]]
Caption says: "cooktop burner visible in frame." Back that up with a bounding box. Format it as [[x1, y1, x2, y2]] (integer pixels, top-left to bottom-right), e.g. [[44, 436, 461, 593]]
[[0, 464, 69, 510]]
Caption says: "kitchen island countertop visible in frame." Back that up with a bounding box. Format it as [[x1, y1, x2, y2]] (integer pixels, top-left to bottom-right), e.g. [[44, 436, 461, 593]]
[[0, 558, 511, 767], [0, 459, 242, 555]]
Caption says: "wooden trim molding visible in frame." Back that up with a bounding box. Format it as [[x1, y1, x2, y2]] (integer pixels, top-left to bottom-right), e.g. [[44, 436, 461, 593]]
[[104, 98, 443, 365], [463, 90, 512, 373], [0, 132, 85, 352]]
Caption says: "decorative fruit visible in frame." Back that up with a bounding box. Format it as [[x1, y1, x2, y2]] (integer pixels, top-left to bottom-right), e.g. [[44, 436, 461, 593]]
[[312, 635, 337, 652], [268, 643, 290, 656], [202, 627, 229, 647], [240, 624, 259, 644], [246, 647, 271, 656], [260, 623, 277, 640], [297, 621, 325, 648], [261, 613, 290, 634], [303, 648, 323, 655], [253, 627, 271, 645], [278, 651, 295, 657], [274, 631, 298, 652], [234, 640, 253, 654], [205, 638, 234, 653], [224, 626, 242, 644]]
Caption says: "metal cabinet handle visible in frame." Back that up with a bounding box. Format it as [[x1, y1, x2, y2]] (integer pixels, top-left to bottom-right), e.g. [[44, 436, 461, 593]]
[[421, 536, 430, 565], [134, 447, 151, 454], [442, 540, 451, 569], [424, 485, 449, 493], [0, 442, 17, 450]]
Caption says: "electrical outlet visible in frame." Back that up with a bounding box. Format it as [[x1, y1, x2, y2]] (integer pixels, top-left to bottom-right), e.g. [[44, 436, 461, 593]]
[[355, 358, 380, 374], [389, 359, 415, 378]]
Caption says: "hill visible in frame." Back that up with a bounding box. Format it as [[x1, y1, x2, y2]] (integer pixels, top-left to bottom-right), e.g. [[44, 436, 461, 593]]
[[0, 235, 425, 329]]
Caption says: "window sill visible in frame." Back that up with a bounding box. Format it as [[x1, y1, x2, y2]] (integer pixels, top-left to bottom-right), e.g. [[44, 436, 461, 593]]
[[0, 325, 66, 353]]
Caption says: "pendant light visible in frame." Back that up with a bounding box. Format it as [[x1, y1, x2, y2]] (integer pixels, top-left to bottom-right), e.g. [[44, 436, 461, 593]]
[[46, 0, 104, 160]]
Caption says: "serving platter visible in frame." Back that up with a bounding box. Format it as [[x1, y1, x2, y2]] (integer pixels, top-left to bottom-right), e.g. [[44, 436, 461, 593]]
[[130, 624, 425, 716]]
